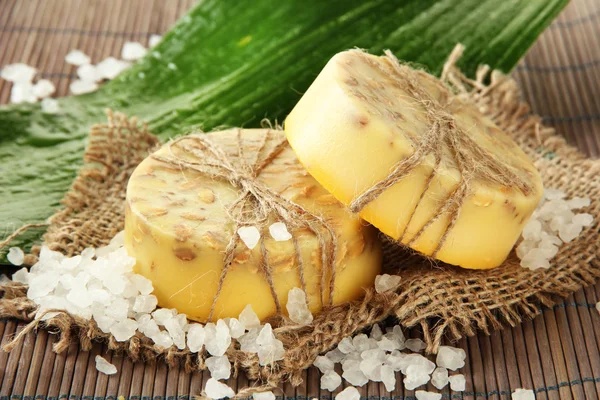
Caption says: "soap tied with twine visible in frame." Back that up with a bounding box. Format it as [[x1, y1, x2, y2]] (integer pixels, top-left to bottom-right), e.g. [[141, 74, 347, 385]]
[[151, 129, 339, 319]]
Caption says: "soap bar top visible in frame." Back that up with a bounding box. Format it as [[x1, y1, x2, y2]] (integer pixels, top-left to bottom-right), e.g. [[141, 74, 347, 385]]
[[125, 128, 381, 321], [285, 50, 543, 269]]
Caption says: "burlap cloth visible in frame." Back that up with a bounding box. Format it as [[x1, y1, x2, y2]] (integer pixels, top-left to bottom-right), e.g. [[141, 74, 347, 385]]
[[1, 56, 599, 391]]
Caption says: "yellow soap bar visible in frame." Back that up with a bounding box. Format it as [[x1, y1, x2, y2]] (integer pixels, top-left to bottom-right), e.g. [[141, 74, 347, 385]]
[[124, 129, 381, 322], [285, 50, 543, 270]]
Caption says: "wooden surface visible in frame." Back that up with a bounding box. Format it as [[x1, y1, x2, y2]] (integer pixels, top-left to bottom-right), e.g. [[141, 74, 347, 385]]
[[1, 0, 600, 399]]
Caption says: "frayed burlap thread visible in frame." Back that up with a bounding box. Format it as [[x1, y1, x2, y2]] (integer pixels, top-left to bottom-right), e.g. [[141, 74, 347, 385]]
[[1, 49, 600, 391]]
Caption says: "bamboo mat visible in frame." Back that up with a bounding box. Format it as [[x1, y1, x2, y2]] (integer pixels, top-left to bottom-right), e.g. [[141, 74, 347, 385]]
[[0, 0, 599, 399]]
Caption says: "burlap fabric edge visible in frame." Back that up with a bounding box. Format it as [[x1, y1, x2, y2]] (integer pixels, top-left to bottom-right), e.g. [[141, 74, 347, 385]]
[[0, 49, 599, 391]]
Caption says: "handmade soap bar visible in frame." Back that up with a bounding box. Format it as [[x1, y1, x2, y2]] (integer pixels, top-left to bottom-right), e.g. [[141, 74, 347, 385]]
[[124, 129, 381, 322], [285, 50, 543, 269]]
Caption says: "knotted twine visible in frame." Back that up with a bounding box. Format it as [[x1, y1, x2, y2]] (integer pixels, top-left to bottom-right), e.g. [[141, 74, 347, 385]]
[[348, 46, 534, 257], [150, 129, 338, 318]]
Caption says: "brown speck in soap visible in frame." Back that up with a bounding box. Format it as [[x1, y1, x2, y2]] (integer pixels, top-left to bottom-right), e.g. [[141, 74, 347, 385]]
[[358, 115, 369, 127], [174, 247, 197, 262]]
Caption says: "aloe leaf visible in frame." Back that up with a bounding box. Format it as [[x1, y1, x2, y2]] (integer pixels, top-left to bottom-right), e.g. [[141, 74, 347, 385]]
[[0, 0, 568, 259]]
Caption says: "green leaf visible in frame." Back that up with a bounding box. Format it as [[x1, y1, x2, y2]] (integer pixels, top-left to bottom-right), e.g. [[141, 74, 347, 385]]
[[0, 0, 567, 259]]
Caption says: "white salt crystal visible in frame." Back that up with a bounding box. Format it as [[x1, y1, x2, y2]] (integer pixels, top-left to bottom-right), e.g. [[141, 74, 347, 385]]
[[110, 318, 138, 342], [512, 388, 535, 400], [238, 304, 261, 329], [448, 374, 466, 391], [95, 355, 117, 375], [96, 57, 131, 80], [559, 223, 583, 243], [239, 327, 260, 353], [378, 336, 401, 352], [152, 330, 174, 348], [375, 274, 401, 293], [431, 367, 449, 389], [41, 98, 60, 114], [121, 42, 147, 61], [436, 346, 466, 371], [66, 286, 92, 309], [253, 393, 275, 400], [361, 348, 386, 361], [258, 339, 285, 366], [168, 62, 177, 70], [1, 64, 37, 83], [520, 250, 550, 270], [132, 295, 158, 313], [415, 391, 441, 400], [326, 348, 345, 363], [381, 364, 395, 391], [314, 355, 335, 373], [403, 364, 431, 390], [11, 82, 37, 103], [7, 247, 25, 266], [93, 311, 115, 334], [226, 318, 245, 339], [70, 79, 98, 95], [568, 197, 591, 209], [338, 337, 356, 354], [321, 370, 342, 391], [165, 317, 186, 350], [544, 188, 566, 200], [11, 267, 29, 284], [269, 222, 292, 241], [204, 378, 235, 399], [286, 287, 313, 324], [130, 274, 154, 295], [105, 298, 129, 321], [76, 64, 101, 82], [27, 272, 60, 299], [152, 308, 176, 326], [342, 366, 368, 387], [573, 213, 593, 227], [206, 355, 231, 380], [399, 354, 435, 375], [65, 50, 90, 66], [149, 34, 162, 48], [237, 226, 261, 249], [335, 387, 360, 400], [32, 79, 56, 98], [205, 320, 232, 356], [353, 334, 377, 352], [370, 324, 383, 340], [405, 338, 426, 352], [522, 219, 541, 240]]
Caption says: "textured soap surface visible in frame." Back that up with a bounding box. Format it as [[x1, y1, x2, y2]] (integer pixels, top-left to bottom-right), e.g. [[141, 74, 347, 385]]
[[285, 50, 543, 269], [124, 129, 381, 322]]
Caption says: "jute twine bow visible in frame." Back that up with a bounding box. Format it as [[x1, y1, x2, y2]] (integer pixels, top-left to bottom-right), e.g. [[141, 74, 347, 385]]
[[151, 129, 339, 319], [348, 46, 532, 257]]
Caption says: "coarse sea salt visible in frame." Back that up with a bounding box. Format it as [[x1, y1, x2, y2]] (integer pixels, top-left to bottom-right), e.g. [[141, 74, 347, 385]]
[[10, 82, 37, 104], [269, 222, 292, 241], [65, 50, 91, 66], [7, 247, 25, 266], [237, 226, 261, 249], [95, 355, 117, 375], [32, 79, 56, 98], [517, 189, 593, 270], [204, 378, 235, 399], [375, 274, 401, 293], [512, 388, 535, 400], [415, 391, 442, 400], [41, 98, 60, 114], [286, 287, 313, 324], [121, 42, 148, 61], [1, 63, 37, 83], [149, 34, 163, 48], [335, 387, 360, 400], [70, 79, 98, 95]]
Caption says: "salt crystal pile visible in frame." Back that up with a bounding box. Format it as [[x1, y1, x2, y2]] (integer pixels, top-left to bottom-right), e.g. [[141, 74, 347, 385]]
[[512, 388, 535, 400], [430, 367, 448, 389], [286, 287, 313, 324], [95, 355, 117, 375], [237, 226, 261, 249], [405, 338, 426, 352], [517, 189, 593, 270], [204, 378, 235, 399], [374, 274, 401, 293], [415, 391, 442, 400], [321, 370, 342, 391], [335, 387, 360, 400], [255, 323, 285, 365], [269, 222, 292, 241], [204, 320, 232, 356]]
